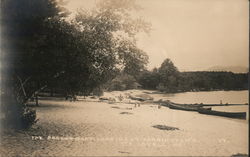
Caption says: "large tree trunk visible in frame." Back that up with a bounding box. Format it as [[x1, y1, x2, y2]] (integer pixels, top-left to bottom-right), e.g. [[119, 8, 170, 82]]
[[1, 85, 26, 129], [50, 88, 54, 97], [1, 75, 37, 129]]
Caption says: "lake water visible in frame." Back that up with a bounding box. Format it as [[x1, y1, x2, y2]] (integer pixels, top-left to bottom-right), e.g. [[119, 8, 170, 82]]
[[154, 90, 249, 119], [160, 90, 248, 104]]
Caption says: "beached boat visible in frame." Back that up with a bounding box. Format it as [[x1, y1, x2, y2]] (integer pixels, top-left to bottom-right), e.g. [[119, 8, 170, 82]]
[[129, 94, 154, 102], [201, 103, 247, 107], [198, 108, 246, 119], [168, 102, 211, 112]]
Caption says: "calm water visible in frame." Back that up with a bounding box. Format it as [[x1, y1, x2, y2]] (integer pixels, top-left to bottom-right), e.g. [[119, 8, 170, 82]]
[[155, 90, 249, 116], [160, 90, 248, 104]]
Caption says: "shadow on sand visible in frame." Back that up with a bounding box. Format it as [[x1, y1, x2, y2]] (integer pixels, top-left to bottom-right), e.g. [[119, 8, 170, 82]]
[[26, 101, 74, 109], [111, 106, 133, 110], [152, 125, 179, 131], [120, 112, 133, 115]]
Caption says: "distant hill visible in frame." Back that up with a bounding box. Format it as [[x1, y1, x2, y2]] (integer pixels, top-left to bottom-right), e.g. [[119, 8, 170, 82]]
[[206, 66, 248, 73]]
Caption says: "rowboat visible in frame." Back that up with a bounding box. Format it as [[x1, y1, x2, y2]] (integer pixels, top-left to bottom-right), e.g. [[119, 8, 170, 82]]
[[201, 103, 248, 107], [129, 94, 154, 102], [159, 100, 247, 119], [168, 102, 211, 112], [198, 108, 246, 119]]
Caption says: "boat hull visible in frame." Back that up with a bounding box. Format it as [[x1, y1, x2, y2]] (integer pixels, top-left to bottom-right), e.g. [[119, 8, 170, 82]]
[[168, 103, 211, 112], [198, 108, 246, 119]]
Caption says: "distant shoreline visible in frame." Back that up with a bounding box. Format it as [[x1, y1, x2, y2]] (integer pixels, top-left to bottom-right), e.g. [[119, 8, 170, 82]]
[[146, 88, 248, 95], [36, 89, 248, 98]]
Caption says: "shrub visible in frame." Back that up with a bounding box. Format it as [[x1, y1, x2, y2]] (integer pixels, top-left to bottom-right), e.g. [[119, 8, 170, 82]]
[[21, 107, 37, 129], [3, 105, 37, 130], [92, 87, 104, 97], [156, 83, 166, 92], [107, 74, 140, 91]]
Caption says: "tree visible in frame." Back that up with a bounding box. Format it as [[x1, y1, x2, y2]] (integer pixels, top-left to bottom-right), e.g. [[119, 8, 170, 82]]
[[157, 58, 180, 92], [1, 0, 71, 129], [138, 69, 160, 89], [107, 73, 139, 91], [74, 0, 150, 80], [117, 39, 149, 79], [1, 0, 150, 129], [69, 0, 149, 92]]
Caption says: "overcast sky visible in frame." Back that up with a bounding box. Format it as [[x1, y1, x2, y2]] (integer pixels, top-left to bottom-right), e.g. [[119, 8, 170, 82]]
[[65, 0, 249, 71]]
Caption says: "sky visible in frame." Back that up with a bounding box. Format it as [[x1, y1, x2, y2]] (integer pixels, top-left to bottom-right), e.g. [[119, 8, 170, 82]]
[[65, 0, 249, 71]]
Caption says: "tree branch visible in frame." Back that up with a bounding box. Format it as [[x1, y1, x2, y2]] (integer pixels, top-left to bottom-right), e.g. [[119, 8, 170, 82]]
[[17, 75, 27, 97]]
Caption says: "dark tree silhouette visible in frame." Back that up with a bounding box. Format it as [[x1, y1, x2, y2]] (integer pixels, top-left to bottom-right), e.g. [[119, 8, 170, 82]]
[[1, 0, 150, 129], [137, 58, 248, 93]]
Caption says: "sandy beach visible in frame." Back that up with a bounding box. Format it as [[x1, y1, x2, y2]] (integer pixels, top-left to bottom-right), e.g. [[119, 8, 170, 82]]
[[0, 90, 248, 156]]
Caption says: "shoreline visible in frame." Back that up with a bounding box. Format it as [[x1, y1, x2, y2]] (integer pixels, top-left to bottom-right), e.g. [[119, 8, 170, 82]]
[[0, 90, 248, 156], [144, 89, 248, 94]]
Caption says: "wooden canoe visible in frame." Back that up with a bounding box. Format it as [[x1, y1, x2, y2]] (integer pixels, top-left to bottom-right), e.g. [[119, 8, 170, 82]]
[[198, 108, 246, 119], [201, 103, 248, 107], [168, 102, 211, 112]]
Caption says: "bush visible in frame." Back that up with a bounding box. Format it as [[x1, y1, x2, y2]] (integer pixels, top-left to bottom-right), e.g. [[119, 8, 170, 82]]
[[156, 83, 166, 92], [3, 105, 37, 130], [92, 87, 104, 97], [107, 74, 140, 91], [108, 80, 126, 91], [21, 107, 37, 129]]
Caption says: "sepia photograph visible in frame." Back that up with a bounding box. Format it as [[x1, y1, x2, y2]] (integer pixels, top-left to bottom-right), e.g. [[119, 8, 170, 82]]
[[0, 0, 249, 156]]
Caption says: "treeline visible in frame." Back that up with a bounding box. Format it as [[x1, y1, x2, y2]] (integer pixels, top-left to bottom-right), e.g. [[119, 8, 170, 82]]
[[178, 71, 248, 91], [138, 59, 248, 92]]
